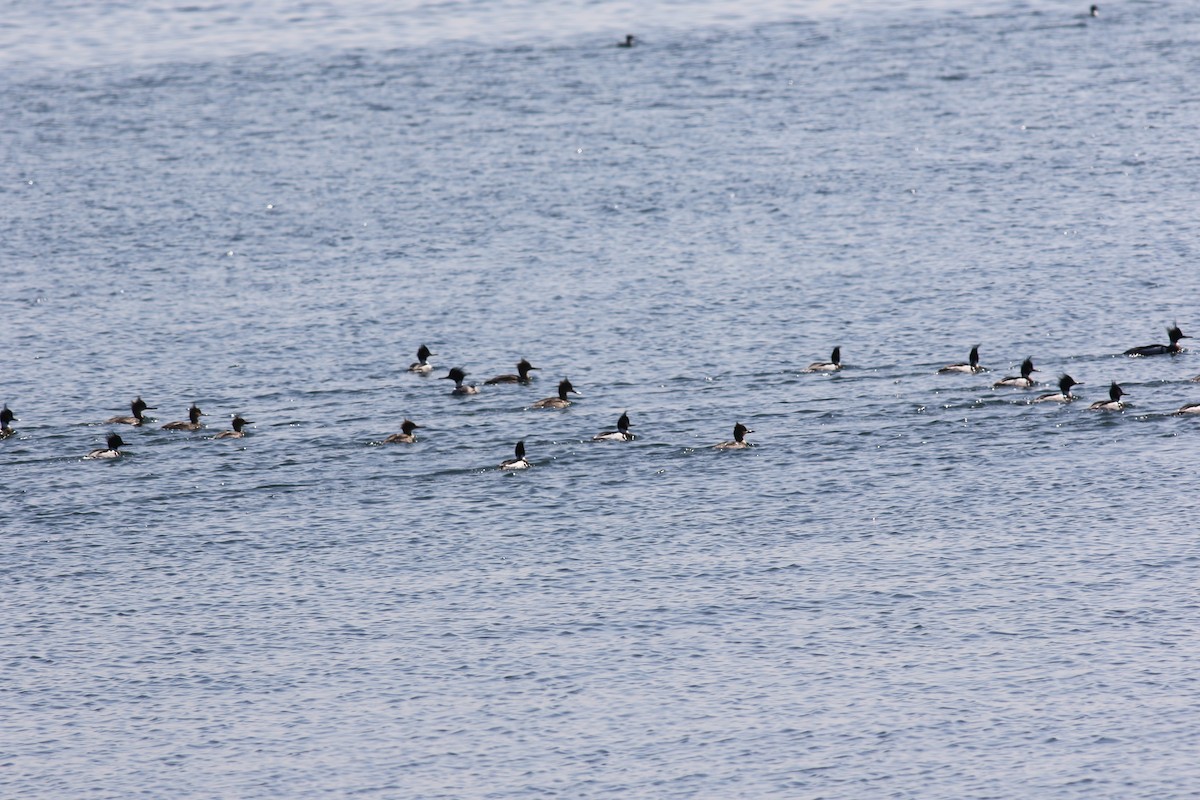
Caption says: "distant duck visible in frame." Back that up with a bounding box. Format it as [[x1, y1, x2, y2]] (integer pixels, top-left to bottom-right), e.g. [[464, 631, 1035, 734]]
[[214, 415, 252, 439], [593, 412, 635, 441], [383, 419, 420, 444], [1090, 4, 1099, 16], [1124, 325, 1189, 356], [0, 405, 16, 439], [107, 396, 154, 426], [441, 367, 479, 395], [85, 432, 125, 459], [499, 440, 531, 470], [714, 422, 753, 449], [1088, 382, 1127, 411], [804, 346, 842, 372], [531, 378, 580, 409], [163, 404, 205, 430], [938, 345, 983, 374], [993, 357, 1038, 388], [1034, 374, 1082, 403], [1175, 402, 1200, 415], [484, 359, 538, 385], [618, 34, 636, 47], [408, 344, 436, 374]]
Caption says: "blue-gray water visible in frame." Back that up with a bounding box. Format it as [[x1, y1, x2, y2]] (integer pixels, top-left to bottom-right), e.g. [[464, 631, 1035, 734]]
[[5, 1, 1200, 797]]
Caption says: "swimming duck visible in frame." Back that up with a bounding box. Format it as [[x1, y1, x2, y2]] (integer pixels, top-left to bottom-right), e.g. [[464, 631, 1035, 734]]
[[1090, 4, 1099, 16], [107, 396, 154, 426], [993, 357, 1038, 388], [938, 345, 983, 374], [1175, 402, 1200, 415], [440, 367, 479, 395], [383, 419, 420, 444], [1088, 382, 1127, 411], [408, 344, 436, 374], [593, 412, 635, 441], [214, 415, 252, 439], [1034, 374, 1082, 403], [85, 432, 125, 459], [499, 440, 531, 470], [162, 404, 205, 430], [804, 346, 842, 372], [1125, 325, 1189, 356], [0, 405, 16, 439], [714, 422, 753, 449], [531, 378, 580, 408], [484, 359, 539, 385], [618, 34, 636, 47]]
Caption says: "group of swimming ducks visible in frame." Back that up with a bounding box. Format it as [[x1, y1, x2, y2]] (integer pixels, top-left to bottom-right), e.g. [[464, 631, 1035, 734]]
[[2, 324, 1197, 467]]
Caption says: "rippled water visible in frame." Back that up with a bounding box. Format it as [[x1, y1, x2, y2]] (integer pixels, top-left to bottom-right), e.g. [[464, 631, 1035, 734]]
[[5, 1, 1200, 797]]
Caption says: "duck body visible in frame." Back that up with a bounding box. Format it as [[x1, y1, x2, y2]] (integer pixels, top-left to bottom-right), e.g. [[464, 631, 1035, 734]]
[[485, 359, 538, 385], [804, 346, 842, 373], [1175, 403, 1200, 415], [499, 440, 530, 470], [408, 344, 436, 374], [1088, 382, 1127, 411], [1125, 326, 1189, 357], [532, 379, 580, 409], [593, 412, 635, 441], [714, 422, 753, 449], [617, 34, 636, 47], [108, 396, 154, 426], [0, 405, 15, 439], [163, 404, 205, 430], [441, 367, 479, 395], [938, 346, 983, 374], [383, 419, 420, 444], [993, 357, 1038, 388], [1034, 375, 1082, 403], [85, 432, 125, 459], [214, 415, 252, 439]]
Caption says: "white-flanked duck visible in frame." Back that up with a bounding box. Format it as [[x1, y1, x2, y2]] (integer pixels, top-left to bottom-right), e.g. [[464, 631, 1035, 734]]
[[714, 422, 753, 449], [0, 405, 16, 439], [408, 344, 436, 374], [1034, 374, 1082, 403], [593, 412, 635, 441], [214, 415, 252, 439], [993, 357, 1038, 388], [163, 404, 205, 431], [85, 432, 125, 459], [383, 419, 420, 444], [485, 359, 538, 385], [1088, 382, 1127, 411], [938, 345, 984, 374], [804, 346, 842, 372], [441, 367, 479, 395], [499, 440, 530, 470], [1125, 325, 1189, 356], [532, 378, 580, 409]]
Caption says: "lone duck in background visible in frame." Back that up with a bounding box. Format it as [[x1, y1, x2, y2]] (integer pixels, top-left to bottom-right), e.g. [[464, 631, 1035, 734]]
[[714, 422, 753, 449], [1089, 382, 1127, 411], [0, 405, 16, 439], [383, 419, 420, 444], [441, 367, 479, 395], [163, 404, 205, 430], [408, 344, 436, 374], [804, 346, 842, 372], [618, 34, 636, 47], [1124, 325, 1189, 356], [85, 432, 125, 459], [214, 415, 252, 439], [1090, 4, 1099, 16], [484, 359, 539, 385], [499, 440, 530, 470], [107, 396, 154, 426], [938, 345, 984, 374], [1035, 374, 1082, 403], [993, 357, 1038, 388], [532, 378, 580, 409], [593, 412, 635, 441]]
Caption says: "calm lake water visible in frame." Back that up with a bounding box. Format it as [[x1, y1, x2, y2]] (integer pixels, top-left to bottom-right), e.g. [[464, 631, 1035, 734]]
[[4, 0, 1200, 797]]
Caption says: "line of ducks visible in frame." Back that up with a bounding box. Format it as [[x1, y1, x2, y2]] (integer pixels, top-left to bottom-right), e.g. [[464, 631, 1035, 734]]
[[4, 325, 1199, 466]]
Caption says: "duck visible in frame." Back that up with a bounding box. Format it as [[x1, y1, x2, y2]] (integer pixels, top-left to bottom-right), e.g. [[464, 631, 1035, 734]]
[[85, 432, 125, 459], [1124, 325, 1189, 356], [1175, 402, 1200, 415], [408, 344, 436, 374], [714, 422, 753, 449], [440, 367, 479, 395], [499, 440, 531, 470], [803, 346, 842, 372], [162, 404, 205, 430], [0, 405, 16, 439], [1090, 4, 1099, 16], [107, 396, 154, 426], [484, 359, 539, 385], [938, 345, 983, 374], [617, 34, 636, 47], [214, 415, 252, 439], [383, 419, 420, 444], [1034, 374, 1082, 403], [593, 412, 635, 441], [531, 378, 580, 409], [1088, 382, 1127, 411], [993, 357, 1038, 388]]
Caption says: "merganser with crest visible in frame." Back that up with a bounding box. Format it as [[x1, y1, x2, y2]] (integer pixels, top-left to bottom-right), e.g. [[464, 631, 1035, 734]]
[[408, 344, 436, 373], [441, 367, 479, 395], [593, 412, 635, 441], [938, 345, 983, 374], [1034, 374, 1082, 403], [804, 346, 841, 372], [1124, 325, 1189, 357], [499, 440, 530, 470], [531, 379, 580, 409], [1089, 382, 1127, 411], [107, 396, 154, 426], [714, 422, 753, 449], [0, 405, 16, 439], [383, 419, 420, 444], [993, 357, 1038, 388], [85, 432, 125, 459], [214, 415, 252, 439], [485, 359, 538, 385], [618, 34, 636, 47], [163, 404, 205, 430]]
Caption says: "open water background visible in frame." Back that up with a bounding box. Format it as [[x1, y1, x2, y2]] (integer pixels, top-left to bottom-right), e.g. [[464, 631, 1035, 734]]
[[4, 0, 1200, 797]]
